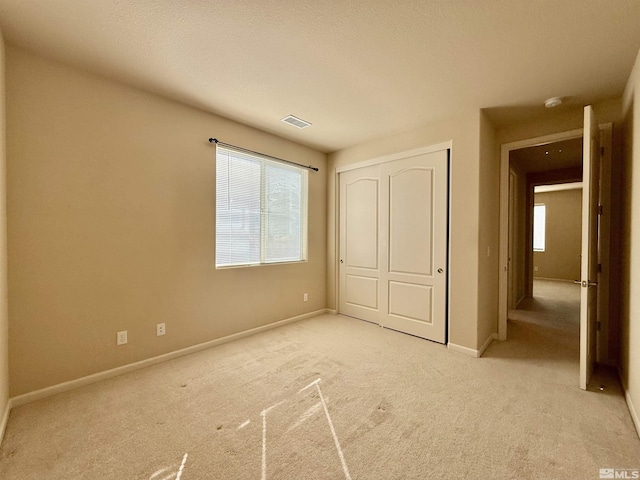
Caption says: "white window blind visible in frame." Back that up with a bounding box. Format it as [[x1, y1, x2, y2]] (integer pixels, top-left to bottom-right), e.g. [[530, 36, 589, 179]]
[[533, 204, 546, 252], [216, 145, 308, 267]]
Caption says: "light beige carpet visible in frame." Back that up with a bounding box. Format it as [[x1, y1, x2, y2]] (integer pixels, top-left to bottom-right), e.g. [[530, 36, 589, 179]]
[[1, 280, 639, 479]]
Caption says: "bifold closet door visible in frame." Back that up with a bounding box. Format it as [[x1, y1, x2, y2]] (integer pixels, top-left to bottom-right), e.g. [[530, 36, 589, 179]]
[[339, 149, 448, 343]]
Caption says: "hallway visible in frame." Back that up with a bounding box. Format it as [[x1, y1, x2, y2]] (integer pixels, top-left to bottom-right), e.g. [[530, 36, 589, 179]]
[[506, 278, 611, 391]]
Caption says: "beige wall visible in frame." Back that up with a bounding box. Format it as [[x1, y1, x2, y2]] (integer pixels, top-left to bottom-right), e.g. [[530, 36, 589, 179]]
[[328, 111, 486, 351], [0, 28, 9, 430], [477, 112, 499, 346], [533, 189, 582, 281], [620, 48, 640, 434], [6, 47, 327, 396]]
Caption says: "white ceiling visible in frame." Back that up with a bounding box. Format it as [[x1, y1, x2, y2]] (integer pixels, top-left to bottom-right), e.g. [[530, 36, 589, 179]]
[[1, 1, 639, 153]]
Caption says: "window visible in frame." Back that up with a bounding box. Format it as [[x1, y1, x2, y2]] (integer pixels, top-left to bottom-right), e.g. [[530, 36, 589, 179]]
[[533, 204, 546, 252], [216, 145, 308, 267]]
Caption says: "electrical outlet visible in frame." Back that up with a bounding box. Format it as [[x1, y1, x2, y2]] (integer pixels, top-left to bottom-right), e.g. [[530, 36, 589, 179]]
[[157, 323, 166, 336], [303, 293, 308, 302], [534, 266, 539, 272], [117, 330, 127, 346]]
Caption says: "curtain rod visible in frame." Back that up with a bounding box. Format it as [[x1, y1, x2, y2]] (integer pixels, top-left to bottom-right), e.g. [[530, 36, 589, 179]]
[[208, 138, 319, 172]]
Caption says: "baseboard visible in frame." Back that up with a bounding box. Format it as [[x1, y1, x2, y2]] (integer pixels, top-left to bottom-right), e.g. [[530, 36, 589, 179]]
[[325, 309, 337, 315], [10, 309, 329, 409], [533, 277, 574, 283], [617, 366, 640, 439], [624, 389, 640, 440], [448, 342, 477, 357], [0, 397, 11, 446], [448, 333, 497, 358], [448, 342, 479, 357], [478, 333, 498, 357]]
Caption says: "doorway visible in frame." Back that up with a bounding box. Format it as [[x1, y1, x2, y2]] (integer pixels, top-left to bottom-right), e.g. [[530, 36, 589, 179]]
[[508, 179, 583, 368], [509, 139, 584, 310], [498, 121, 613, 388]]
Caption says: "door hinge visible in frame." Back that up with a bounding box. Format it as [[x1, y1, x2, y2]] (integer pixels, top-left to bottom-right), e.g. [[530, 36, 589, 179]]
[[598, 205, 603, 215], [600, 146, 605, 156], [597, 321, 601, 331], [597, 263, 602, 273]]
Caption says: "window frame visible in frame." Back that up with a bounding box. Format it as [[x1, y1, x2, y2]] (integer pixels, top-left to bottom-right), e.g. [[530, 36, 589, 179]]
[[533, 203, 546, 252], [215, 145, 309, 269]]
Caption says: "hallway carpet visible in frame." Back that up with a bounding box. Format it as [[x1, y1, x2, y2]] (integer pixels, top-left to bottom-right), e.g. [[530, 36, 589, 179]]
[[1, 284, 638, 478]]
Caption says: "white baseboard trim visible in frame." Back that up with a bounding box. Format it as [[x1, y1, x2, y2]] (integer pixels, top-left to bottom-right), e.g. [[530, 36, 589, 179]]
[[448, 333, 498, 358], [448, 342, 478, 357], [533, 277, 574, 283], [0, 398, 11, 445], [618, 366, 640, 439], [325, 309, 337, 315], [478, 333, 498, 357], [9, 309, 328, 409], [625, 390, 640, 440]]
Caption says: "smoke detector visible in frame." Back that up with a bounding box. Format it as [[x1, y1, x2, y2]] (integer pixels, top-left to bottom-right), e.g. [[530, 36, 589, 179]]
[[281, 115, 312, 129], [544, 97, 563, 108]]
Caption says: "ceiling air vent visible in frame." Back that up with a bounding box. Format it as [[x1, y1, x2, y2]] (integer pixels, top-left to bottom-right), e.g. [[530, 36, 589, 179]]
[[281, 115, 312, 129]]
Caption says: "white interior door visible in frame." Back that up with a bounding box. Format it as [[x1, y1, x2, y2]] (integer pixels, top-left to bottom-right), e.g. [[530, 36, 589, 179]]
[[580, 105, 600, 390], [508, 170, 517, 310], [379, 151, 448, 342], [339, 165, 382, 324], [339, 148, 448, 343]]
